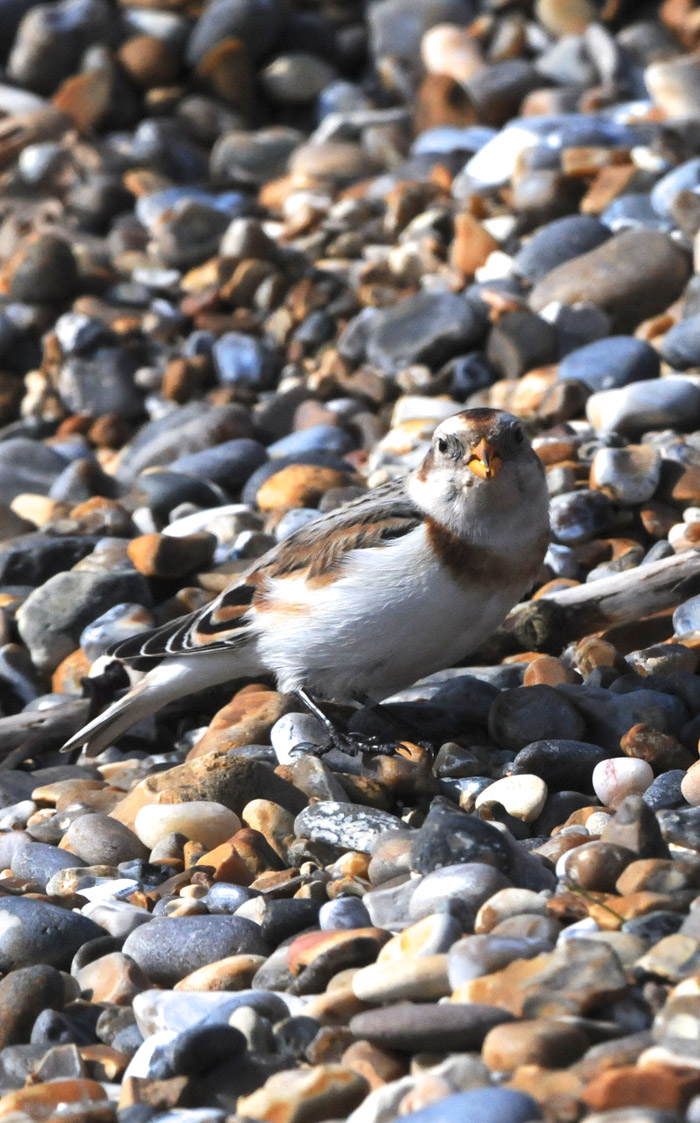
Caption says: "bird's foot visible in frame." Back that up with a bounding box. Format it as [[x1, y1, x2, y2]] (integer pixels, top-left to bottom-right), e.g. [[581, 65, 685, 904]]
[[294, 731, 404, 758]]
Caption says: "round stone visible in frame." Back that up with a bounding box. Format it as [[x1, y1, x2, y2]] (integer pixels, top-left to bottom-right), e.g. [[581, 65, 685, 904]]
[[558, 336, 660, 392], [592, 758, 655, 806], [474, 775, 548, 823], [133, 802, 241, 850], [589, 444, 662, 504]]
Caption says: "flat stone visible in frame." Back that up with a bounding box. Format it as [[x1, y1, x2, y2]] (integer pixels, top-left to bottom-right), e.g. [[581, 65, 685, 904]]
[[349, 1002, 514, 1053], [455, 939, 628, 1016], [294, 802, 404, 853], [0, 897, 104, 972], [123, 916, 269, 987], [586, 379, 700, 437], [529, 230, 691, 332], [363, 291, 485, 376]]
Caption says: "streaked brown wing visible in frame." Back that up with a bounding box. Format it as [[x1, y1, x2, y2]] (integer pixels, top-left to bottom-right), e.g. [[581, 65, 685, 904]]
[[110, 477, 423, 662]]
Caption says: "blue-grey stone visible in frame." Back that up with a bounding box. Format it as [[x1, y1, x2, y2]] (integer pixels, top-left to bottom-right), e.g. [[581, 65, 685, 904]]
[[267, 424, 355, 459], [17, 568, 152, 674], [0, 898, 104, 971], [464, 114, 652, 189], [446, 353, 497, 398], [660, 314, 700, 370], [10, 842, 82, 892], [204, 883, 259, 914], [515, 215, 611, 283], [274, 508, 322, 540], [213, 332, 280, 390], [170, 438, 268, 492], [115, 402, 253, 484], [512, 739, 610, 793], [123, 916, 269, 986], [400, 1088, 541, 1123], [651, 156, 700, 219], [319, 896, 371, 931], [602, 192, 673, 232], [0, 535, 101, 587], [644, 770, 686, 811], [411, 125, 496, 156], [54, 312, 108, 355], [365, 291, 486, 375], [558, 336, 660, 391], [186, 0, 283, 64], [58, 347, 145, 420], [0, 439, 68, 504], [673, 593, 700, 635]]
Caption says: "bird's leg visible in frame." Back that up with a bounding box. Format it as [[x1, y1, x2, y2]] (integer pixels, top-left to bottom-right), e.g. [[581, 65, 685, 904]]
[[294, 689, 399, 757]]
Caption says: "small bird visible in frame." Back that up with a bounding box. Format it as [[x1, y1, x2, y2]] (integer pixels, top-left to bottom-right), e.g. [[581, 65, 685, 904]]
[[62, 408, 550, 757]]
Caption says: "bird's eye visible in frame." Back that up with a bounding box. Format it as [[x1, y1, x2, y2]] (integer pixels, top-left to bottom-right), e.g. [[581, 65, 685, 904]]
[[512, 425, 525, 443], [436, 437, 449, 454]]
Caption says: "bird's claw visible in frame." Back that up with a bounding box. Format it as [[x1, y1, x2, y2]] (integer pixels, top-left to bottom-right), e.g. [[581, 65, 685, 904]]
[[292, 732, 403, 758]]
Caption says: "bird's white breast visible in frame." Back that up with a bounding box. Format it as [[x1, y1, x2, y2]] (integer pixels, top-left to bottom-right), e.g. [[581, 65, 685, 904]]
[[251, 525, 528, 702]]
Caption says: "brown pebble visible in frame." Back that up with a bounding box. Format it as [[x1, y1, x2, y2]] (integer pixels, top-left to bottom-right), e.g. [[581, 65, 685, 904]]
[[523, 655, 578, 686], [75, 952, 149, 1005], [582, 1063, 700, 1112], [127, 532, 216, 579], [174, 954, 266, 991], [0, 1079, 108, 1119], [482, 1018, 589, 1072], [342, 1039, 407, 1091], [189, 688, 299, 758], [616, 858, 700, 896], [118, 35, 181, 89], [562, 841, 636, 893], [450, 212, 499, 278], [257, 464, 355, 510], [620, 723, 694, 772]]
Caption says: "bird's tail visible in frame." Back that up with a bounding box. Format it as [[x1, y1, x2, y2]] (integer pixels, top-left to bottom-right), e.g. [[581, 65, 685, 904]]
[[61, 651, 244, 757]]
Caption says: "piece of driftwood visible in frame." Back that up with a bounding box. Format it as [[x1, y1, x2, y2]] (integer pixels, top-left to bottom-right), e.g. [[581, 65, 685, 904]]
[[505, 547, 700, 652], [0, 698, 90, 768]]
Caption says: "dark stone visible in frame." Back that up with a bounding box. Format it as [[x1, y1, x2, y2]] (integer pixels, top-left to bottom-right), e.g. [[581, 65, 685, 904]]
[[122, 915, 269, 986], [0, 898, 104, 971], [349, 1002, 513, 1053], [10, 842, 81, 892], [0, 535, 101, 586], [511, 740, 611, 793], [410, 800, 512, 875], [165, 1023, 247, 1077], [0, 966, 66, 1049], [364, 291, 486, 375], [170, 439, 268, 493], [662, 313, 700, 369], [485, 309, 558, 380], [514, 215, 611, 283], [558, 336, 660, 391]]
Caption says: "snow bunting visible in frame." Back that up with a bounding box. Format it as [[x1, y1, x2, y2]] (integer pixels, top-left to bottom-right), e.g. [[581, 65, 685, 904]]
[[62, 408, 550, 756]]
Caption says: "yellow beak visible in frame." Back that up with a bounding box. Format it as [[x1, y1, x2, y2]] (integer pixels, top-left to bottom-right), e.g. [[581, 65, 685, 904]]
[[468, 438, 501, 480]]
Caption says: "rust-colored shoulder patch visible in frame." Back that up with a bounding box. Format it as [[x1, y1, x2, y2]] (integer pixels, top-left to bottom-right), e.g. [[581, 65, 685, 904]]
[[426, 516, 548, 590]]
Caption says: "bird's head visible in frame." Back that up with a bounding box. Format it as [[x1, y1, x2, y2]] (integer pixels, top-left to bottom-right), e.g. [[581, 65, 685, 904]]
[[410, 408, 546, 539]]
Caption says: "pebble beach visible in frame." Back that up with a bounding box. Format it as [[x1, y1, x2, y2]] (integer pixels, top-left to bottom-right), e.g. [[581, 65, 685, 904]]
[[6, 1, 700, 1122]]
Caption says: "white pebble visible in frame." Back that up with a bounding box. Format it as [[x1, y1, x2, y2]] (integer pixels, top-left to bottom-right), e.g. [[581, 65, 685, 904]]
[[474, 774, 547, 822], [134, 801, 240, 850], [584, 811, 613, 836], [592, 758, 654, 806], [270, 712, 327, 764]]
